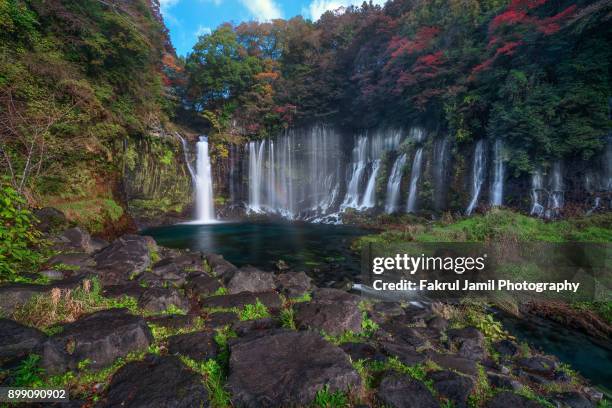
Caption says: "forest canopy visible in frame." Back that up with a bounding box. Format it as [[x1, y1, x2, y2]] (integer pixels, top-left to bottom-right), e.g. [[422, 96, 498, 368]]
[[184, 0, 611, 174]]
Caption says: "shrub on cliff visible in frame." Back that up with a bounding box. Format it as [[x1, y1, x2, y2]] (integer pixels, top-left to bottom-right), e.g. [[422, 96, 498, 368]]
[[0, 186, 43, 282]]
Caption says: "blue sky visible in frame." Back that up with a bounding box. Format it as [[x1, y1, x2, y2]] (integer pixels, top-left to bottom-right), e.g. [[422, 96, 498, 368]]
[[160, 0, 386, 56]]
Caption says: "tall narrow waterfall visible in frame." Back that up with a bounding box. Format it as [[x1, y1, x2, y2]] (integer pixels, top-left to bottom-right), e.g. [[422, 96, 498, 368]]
[[490, 139, 504, 207], [406, 147, 424, 213], [385, 154, 407, 213], [530, 169, 545, 216], [194, 136, 215, 223], [361, 160, 381, 208], [547, 161, 564, 217], [342, 135, 368, 210], [433, 137, 450, 211], [247, 126, 343, 219], [466, 140, 486, 215]]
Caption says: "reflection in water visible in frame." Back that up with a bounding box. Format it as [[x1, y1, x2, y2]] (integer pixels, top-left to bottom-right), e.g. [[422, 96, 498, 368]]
[[142, 221, 370, 285]]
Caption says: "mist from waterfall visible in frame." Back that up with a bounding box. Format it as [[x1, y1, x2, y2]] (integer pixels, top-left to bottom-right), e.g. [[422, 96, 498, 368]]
[[530, 169, 545, 217], [433, 137, 450, 211], [194, 136, 215, 223], [385, 154, 407, 213], [466, 140, 486, 215], [490, 139, 504, 207], [406, 147, 424, 213], [547, 161, 564, 217], [247, 126, 343, 219]]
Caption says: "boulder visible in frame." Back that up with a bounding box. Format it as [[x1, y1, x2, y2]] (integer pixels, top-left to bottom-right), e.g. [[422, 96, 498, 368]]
[[0, 319, 46, 363], [493, 339, 519, 358], [225, 266, 276, 294], [428, 370, 475, 408], [551, 392, 594, 408], [487, 372, 522, 391], [138, 287, 189, 313], [150, 258, 188, 286], [294, 299, 362, 336], [41, 309, 152, 374], [206, 312, 239, 329], [274, 272, 313, 298], [34, 207, 67, 233], [376, 372, 440, 408], [204, 254, 237, 278], [167, 331, 219, 361], [232, 318, 279, 337], [227, 331, 361, 407], [185, 273, 222, 300], [201, 291, 282, 311], [371, 302, 405, 324], [485, 391, 545, 408], [428, 352, 479, 377], [0, 278, 86, 315], [379, 341, 427, 366], [427, 316, 449, 331], [340, 342, 385, 362], [146, 314, 196, 330], [46, 253, 96, 270], [97, 355, 209, 408], [94, 235, 153, 285], [446, 327, 486, 360], [54, 227, 94, 254], [294, 288, 362, 336], [516, 356, 557, 375]]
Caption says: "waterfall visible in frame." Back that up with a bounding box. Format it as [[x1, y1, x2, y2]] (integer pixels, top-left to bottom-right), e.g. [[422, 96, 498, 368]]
[[247, 126, 343, 220], [177, 134, 195, 181], [385, 154, 407, 213], [433, 137, 450, 210], [406, 147, 424, 213], [361, 159, 381, 208], [193, 136, 215, 223], [530, 169, 545, 217], [490, 139, 504, 207], [341, 135, 368, 210], [546, 161, 564, 217], [466, 140, 486, 215]]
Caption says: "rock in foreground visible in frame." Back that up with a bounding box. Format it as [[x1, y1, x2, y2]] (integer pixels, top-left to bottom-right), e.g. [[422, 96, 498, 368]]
[[96, 355, 209, 408], [227, 330, 361, 407]]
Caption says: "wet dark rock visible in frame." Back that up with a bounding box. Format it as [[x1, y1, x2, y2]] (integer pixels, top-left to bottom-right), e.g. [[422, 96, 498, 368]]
[[93, 235, 152, 285], [167, 331, 218, 361], [379, 341, 427, 366], [274, 271, 313, 298], [485, 391, 545, 408], [227, 331, 361, 407], [446, 327, 486, 360], [311, 288, 360, 304], [171, 253, 205, 272], [185, 273, 222, 299], [206, 312, 239, 329], [225, 266, 276, 294], [551, 392, 594, 408], [204, 253, 237, 278], [487, 372, 522, 391], [493, 339, 520, 358], [376, 372, 440, 408], [232, 318, 279, 337], [429, 352, 479, 377], [427, 316, 449, 331], [103, 282, 147, 300], [201, 291, 282, 311], [554, 370, 572, 383], [53, 227, 94, 254], [371, 302, 405, 324], [380, 323, 439, 349], [34, 207, 67, 233], [47, 253, 96, 269], [0, 319, 46, 363], [137, 272, 167, 288], [97, 355, 209, 408], [149, 259, 187, 286], [90, 237, 109, 253], [294, 296, 362, 336], [138, 287, 189, 313], [41, 309, 152, 374], [146, 314, 196, 330], [340, 342, 385, 362], [428, 370, 474, 408], [516, 356, 557, 375]]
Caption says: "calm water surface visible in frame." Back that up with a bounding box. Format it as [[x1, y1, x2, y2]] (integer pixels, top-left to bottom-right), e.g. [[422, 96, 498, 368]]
[[142, 221, 371, 285]]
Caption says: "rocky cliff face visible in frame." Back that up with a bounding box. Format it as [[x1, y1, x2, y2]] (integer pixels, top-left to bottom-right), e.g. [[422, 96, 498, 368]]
[[122, 128, 193, 227]]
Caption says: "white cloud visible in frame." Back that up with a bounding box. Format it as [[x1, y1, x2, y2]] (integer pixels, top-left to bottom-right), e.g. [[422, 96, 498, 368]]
[[307, 0, 386, 21], [159, 0, 180, 14], [239, 0, 282, 21], [195, 25, 212, 37]]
